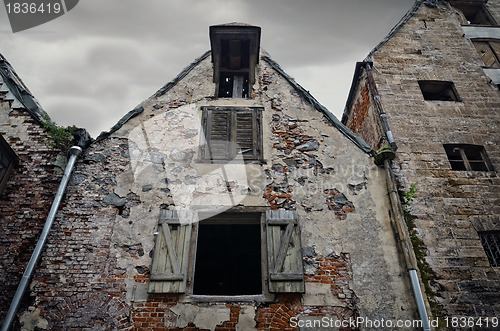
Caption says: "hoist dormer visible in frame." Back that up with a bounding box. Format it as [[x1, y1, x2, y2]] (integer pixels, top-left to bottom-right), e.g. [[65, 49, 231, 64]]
[[210, 23, 261, 98]]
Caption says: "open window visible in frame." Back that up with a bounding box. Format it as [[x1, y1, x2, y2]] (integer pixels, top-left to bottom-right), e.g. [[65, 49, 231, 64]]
[[472, 39, 500, 68], [444, 144, 494, 171], [452, 1, 496, 25], [193, 213, 262, 295], [199, 106, 263, 163], [148, 210, 305, 297], [0, 134, 18, 194], [478, 231, 500, 267], [418, 80, 461, 101], [210, 24, 261, 98]]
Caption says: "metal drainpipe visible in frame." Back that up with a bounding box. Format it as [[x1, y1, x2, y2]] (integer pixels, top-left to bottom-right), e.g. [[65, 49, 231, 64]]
[[365, 62, 397, 151], [363, 61, 431, 330], [384, 158, 431, 331], [1, 146, 82, 331]]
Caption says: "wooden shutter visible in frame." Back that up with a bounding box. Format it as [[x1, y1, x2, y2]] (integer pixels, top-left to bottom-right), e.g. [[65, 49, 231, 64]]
[[148, 210, 193, 293], [473, 41, 500, 68], [266, 210, 305, 293], [235, 109, 260, 160], [202, 107, 232, 160], [201, 107, 262, 162]]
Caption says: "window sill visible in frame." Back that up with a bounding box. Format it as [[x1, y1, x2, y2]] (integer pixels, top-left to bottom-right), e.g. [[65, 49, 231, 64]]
[[187, 294, 272, 303], [196, 159, 267, 165]]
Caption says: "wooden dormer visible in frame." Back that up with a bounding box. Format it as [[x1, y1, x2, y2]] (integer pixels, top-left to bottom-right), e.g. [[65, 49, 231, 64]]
[[210, 23, 261, 98]]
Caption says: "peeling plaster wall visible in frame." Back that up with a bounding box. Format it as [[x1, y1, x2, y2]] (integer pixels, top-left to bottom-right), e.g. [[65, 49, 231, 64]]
[[346, 1, 500, 319], [24, 53, 417, 330]]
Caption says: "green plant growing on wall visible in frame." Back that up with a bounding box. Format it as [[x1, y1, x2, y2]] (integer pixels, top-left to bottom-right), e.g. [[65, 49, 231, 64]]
[[402, 182, 418, 212], [401, 182, 447, 329], [41, 115, 78, 152]]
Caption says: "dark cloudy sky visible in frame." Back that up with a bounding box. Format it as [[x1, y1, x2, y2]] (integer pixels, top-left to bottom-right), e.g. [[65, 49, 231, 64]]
[[0, 0, 414, 137]]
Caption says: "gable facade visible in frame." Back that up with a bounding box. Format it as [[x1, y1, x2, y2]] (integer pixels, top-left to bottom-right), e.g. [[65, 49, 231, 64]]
[[2, 25, 423, 330]]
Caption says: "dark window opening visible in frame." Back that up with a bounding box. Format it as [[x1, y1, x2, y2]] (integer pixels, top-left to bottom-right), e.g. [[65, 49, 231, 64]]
[[193, 215, 262, 295], [220, 39, 250, 70], [418, 80, 460, 101], [200, 106, 263, 162], [472, 40, 500, 68], [216, 38, 251, 98], [478, 231, 500, 267], [0, 134, 18, 194], [444, 144, 494, 171], [218, 72, 250, 98], [453, 3, 496, 25]]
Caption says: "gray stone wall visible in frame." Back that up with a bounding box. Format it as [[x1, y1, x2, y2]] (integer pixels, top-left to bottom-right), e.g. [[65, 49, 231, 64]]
[[364, 0, 500, 319]]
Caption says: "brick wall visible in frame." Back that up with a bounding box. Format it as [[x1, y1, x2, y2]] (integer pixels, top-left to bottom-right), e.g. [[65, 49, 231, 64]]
[[0, 104, 60, 324], [344, 82, 383, 150]]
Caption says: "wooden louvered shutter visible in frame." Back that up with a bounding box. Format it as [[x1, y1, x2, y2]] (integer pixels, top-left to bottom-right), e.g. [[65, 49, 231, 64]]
[[148, 210, 193, 293], [266, 210, 305, 293], [201, 107, 263, 162], [202, 107, 232, 160]]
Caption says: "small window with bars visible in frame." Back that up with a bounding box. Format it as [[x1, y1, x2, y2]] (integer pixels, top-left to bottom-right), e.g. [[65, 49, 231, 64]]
[[472, 40, 500, 68], [444, 144, 494, 172], [199, 106, 263, 163], [478, 231, 500, 267]]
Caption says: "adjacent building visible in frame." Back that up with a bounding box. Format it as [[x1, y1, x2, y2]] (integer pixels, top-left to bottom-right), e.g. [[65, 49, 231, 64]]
[[343, 0, 500, 322]]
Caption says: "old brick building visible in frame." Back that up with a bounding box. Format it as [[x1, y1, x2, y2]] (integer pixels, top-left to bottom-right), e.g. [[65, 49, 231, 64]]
[[0, 24, 424, 330], [343, 0, 500, 325], [0, 54, 66, 328]]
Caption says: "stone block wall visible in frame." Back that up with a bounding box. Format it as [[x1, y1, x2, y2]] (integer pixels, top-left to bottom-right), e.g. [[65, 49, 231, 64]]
[[345, 0, 500, 320]]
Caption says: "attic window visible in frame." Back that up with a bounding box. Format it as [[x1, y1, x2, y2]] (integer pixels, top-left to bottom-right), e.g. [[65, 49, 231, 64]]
[[0, 134, 18, 194], [210, 24, 261, 99], [478, 231, 500, 267], [193, 214, 262, 295], [200, 106, 263, 163], [453, 2, 496, 25], [418, 81, 461, 101], [472, 39, 500, 68], [444, 144, 494, 171]]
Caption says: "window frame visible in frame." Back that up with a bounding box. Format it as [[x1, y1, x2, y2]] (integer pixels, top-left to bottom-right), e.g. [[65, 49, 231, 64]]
[[188, 210, 271, 302], [199, 106, 264, 164], [443, 144, 494, 172], [478, 231, 500, 267], [148, 208, 305, 302], [0, 134, 18, 194], [418, 80, 461, 102]]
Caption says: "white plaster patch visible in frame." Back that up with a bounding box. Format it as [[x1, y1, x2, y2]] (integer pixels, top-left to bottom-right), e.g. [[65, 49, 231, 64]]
[[236, 305, 257, 331], [19, 307, 48, 331], [302, 283, 345, 307], [170, 303, 230, 330]]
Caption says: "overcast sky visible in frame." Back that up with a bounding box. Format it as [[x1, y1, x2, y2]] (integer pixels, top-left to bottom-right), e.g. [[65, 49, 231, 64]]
[[0, 0, 415, 138]]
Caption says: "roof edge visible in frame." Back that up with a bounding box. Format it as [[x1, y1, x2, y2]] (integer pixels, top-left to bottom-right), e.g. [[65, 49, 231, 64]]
[[0, 53, 92, 149], [262, 55, 373, 154], [364, 0, 432, 62], [95, 50, 212, 143]]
